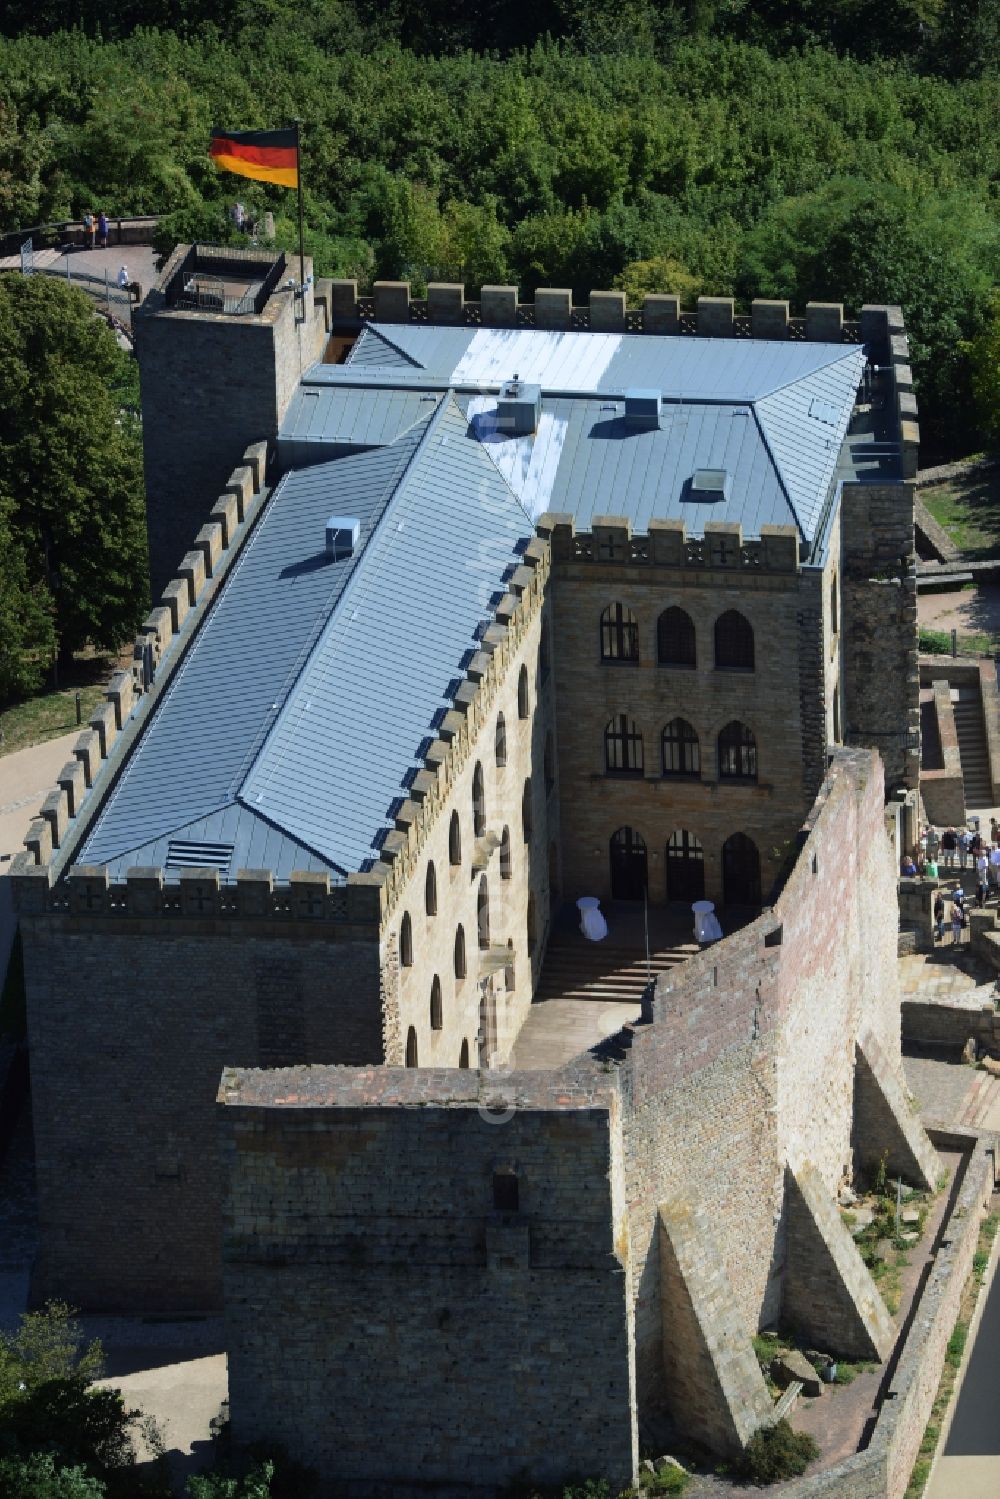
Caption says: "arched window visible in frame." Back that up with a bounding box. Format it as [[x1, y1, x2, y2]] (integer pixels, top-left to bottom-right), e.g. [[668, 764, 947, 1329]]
[[449, 810, 462, 866], [539, 626, 551, 683], [830, 573, 839, 635], [600, 603, 639, 662], [430, 976, 443, 1031], [657, 607, 696, 667], [714, 609, 754, 671], [495, 712, 507, 768], [405, 1026, 418, 1067], [722, 832, 762, 907], [661, 718, 700, 777], [718, 721, 757, 781], [517, 664, 529, 719], [454, 924, 467, 980], [459, 1039, 470, 1069], [526, 893, 537, 954], [544, 731, 555, 794], [477, 875, 490, 949], [472, 762, 486, 837], [605, 713, 644, 775], [666, 830, 705, 902], [425, 861, 437, 916], [609, 826, 648, 902], [399, 912, 413, 967], [522, 778, 533, 842], [500, 825, 512, 879]]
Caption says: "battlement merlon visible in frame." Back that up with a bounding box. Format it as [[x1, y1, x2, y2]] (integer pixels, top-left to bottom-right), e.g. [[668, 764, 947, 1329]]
[[538, 512, 803, 574]]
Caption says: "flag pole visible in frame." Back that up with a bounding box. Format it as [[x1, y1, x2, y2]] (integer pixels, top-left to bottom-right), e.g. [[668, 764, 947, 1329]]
[[294, 119, 306, 295]]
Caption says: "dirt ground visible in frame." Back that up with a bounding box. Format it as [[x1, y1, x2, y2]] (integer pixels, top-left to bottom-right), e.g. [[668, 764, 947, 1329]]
[[918, 582, 1000, 639]]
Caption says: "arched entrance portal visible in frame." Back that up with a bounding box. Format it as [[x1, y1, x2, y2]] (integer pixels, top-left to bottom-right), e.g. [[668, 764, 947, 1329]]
[[609, 826, 648, 901], [722, 832, 761, 907], [666, 830, 705, 902]]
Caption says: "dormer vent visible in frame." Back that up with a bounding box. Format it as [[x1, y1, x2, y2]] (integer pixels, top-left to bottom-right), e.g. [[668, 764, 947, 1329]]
[[497, 376, 542, 436], [688, 468, 731, 502], [326, 515, 360, 560], [624, 388, 661, 430]]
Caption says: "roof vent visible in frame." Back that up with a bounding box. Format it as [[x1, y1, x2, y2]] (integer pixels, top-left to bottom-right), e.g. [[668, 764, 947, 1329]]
[[688, 468, 731, 502], [497, 374, 541, 436], [624, 388, 661, 430], [165, 840, 234, 873], [326, 515, 360, 560]]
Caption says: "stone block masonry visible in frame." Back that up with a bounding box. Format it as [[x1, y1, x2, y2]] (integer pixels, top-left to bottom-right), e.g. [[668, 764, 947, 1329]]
[[220, 1074, 636, 1496]]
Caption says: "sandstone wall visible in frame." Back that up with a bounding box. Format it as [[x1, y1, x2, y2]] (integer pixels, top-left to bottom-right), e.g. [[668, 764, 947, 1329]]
[[220, 1070, 635, 1497], [22, 919, 380, 1310], [841, 482, 919, 794], [549, 551, 827, 908]]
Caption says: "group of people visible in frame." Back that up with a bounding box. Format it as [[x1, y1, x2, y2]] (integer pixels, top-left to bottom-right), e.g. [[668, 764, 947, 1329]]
[[81, 210, 109, 249], [899, 819, 1000, 943]]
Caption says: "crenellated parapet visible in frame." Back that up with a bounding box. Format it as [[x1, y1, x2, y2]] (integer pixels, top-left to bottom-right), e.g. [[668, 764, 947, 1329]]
[[331, 281, 864, 345], [540, 512, 802, 574], [10, 442, 272, 888], [371, 535, 552, 920]]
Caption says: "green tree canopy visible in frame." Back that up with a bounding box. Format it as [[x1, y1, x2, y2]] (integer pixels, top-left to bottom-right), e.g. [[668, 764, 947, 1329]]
[[0, 275, 147, 694]]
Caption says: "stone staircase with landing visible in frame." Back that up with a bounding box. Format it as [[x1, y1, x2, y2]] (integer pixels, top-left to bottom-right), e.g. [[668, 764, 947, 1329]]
[[952, 686, 993, 809]]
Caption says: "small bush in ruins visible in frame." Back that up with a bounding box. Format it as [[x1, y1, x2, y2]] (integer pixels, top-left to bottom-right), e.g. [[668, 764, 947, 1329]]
[[740, 1420, 819, 1484]]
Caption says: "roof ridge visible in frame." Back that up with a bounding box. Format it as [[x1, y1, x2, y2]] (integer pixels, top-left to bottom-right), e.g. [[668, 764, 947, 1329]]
[[238, 399, 452, 810], [753, 343, 862, 403], [749, 403, 805, 540], [351, 323, 425, 370], [231, 409, 441, 800]]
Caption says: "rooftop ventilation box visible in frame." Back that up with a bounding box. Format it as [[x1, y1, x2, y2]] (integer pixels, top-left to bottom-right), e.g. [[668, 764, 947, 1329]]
[[326, 515, 360, 560], [497, 379, 542, 436], [688, 468, 731, 502], [624, 388, 661, 430]]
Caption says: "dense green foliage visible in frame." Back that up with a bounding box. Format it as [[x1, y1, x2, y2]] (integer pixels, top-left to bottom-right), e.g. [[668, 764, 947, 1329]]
[[740, 1418, 820, 1483], [0, 1305, 169, 1499], [1, 8, 999, 454], [0, 276, 147, 703]]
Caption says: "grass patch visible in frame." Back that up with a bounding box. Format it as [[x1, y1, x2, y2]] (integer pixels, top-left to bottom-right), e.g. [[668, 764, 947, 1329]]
[[919, 626, 997, 658], [904, 1207, 1000, 1498], [923, 472, 1000, 560], [0, 681, 108, 759], [740, 1420, 819, 1484]]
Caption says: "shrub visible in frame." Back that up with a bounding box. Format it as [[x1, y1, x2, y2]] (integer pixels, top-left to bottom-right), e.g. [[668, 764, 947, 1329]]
[[740, 1420, 819, 1484]]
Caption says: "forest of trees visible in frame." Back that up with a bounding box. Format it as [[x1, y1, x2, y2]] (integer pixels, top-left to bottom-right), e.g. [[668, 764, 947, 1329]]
[[0, 1, 999, 701]]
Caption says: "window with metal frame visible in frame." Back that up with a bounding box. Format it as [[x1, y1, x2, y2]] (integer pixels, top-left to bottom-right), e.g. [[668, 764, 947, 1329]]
[[718, 720, 757, 780], [600, 602, 639, 662], [605, 713, 644, 774], [657, 607, 696, 667], [714, 609, 754, 670], [661, 717, 700, 776]]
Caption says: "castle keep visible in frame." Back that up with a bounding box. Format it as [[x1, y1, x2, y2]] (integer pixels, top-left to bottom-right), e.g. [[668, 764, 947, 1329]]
[[11, 259, 935, 1491]]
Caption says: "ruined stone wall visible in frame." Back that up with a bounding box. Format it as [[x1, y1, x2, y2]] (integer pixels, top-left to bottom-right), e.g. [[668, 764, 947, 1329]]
[[136, 247, 329, 595], [841, 482, 920, 795], [220, 1070, 635, 1497], [21, 918, 380, 1311], [546, 518, 827, 907], [586, 750, 904, 1430]]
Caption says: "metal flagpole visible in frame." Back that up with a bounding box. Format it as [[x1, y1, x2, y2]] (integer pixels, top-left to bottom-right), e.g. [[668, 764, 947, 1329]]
[[294, 119, 306, 294]]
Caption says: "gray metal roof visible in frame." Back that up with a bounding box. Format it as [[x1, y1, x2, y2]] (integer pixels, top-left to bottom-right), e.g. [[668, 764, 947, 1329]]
[[277, 385, 435, 469], [80, 398, 531, 879]]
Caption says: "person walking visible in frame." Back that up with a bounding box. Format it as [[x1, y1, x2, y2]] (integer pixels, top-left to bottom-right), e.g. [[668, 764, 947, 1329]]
[[83, 210, 95, 249], [958, 826, 971, 869], [951, 896, 964, 945], [97, 210, 109, 249], [976, 847, 989, 897], [940, 827, 958, 868], [934, 891, 945, 943], [117, 264, 130, 290]]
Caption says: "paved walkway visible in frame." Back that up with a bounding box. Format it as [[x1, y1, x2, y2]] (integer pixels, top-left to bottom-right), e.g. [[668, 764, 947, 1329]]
[[0, 730, 80, 983]]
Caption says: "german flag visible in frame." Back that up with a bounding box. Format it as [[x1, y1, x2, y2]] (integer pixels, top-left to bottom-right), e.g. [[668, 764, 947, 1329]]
[[209, 127, 299, 189]]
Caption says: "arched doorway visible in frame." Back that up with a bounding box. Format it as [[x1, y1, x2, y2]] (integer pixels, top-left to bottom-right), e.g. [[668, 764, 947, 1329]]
[[609, 826, 647, 901], [666, 830, 705, 902], [722, 832, 761, 907]]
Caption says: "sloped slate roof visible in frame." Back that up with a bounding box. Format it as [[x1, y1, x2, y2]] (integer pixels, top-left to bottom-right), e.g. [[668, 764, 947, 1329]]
[[81, 400, 531, 878], [297, 326, 865, 545]]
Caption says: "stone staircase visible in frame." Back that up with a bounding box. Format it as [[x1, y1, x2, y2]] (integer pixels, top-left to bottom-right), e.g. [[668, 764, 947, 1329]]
[[953, 686, 993, 808], [533, 927, 695, 1006], [957, 1068, 1000, 1130]]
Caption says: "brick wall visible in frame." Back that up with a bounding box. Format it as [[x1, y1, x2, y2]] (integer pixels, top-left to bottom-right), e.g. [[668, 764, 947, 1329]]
[[22, 919, 381, 1310], [221, 1071, 636, 1497]]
